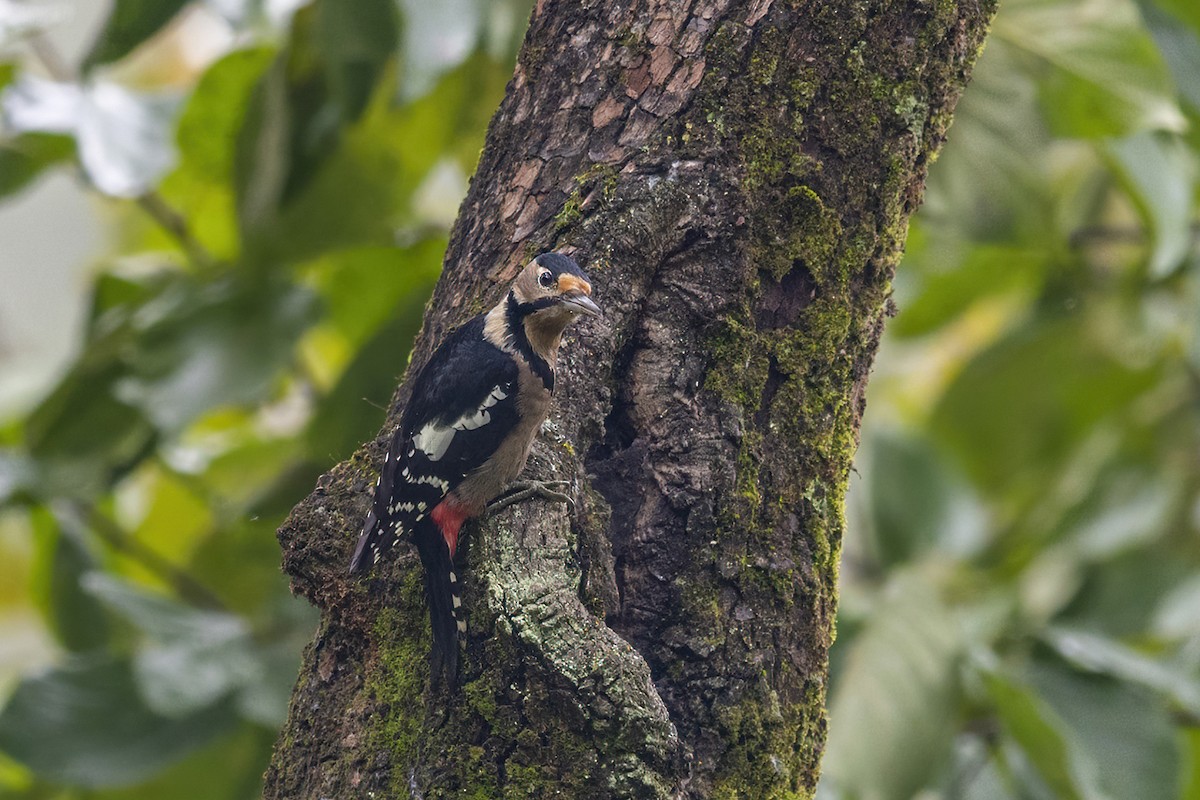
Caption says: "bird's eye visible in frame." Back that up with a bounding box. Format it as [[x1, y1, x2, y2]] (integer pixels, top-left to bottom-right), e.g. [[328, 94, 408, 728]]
[[538, 269, 555, 288]]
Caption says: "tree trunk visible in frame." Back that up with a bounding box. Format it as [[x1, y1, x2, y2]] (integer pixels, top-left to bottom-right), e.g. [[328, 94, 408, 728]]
[[264, 0, 995, 797]]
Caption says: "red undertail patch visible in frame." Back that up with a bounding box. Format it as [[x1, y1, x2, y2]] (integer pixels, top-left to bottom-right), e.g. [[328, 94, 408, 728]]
[[431, 498, 470, 557]]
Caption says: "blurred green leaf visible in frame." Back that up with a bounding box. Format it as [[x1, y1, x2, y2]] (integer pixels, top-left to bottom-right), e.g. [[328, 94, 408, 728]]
[[82, 0, 190, 70], [190, 515, 294, 615], [1059, 544, 1195, 638], [1033, 659, 1182, 800], [235, 7, 346, 253], [1068, 468, 1175, 558], [932, 317, 1158, 498], [996, 0, 1184, 137], [1141, 2, 1200, 112], [234, 53, 298, 252], [305, 243, 441, 460], [0, 750, 33, 795], [232, 601, 311, 727], [122, 468, 212, 585], [92, 724, 273, 800], [918, 40, 1048, 233], [33, 513, 110, 653], [981, 669, 1084, 799], [0, 655, 233, 788], [1108, 132, 1197, 277], [23, 363, 156, 499], [0, 450, 35, 505], [237, 120, 406, 264], [316, 0, 399, 122], [158, 46, 274, 260], [86, 270, 169, 332], [862, 431, 984, 566], [306, 314, 410, 462], [1184, 728, 1200, 800], [893, 243, 1046, 339], [823, 572, 963, 799], [0, 62, 14, 91], [310, 242, 442, 346], [957, 757, 1017, 800], [393, 50, 511, 177], [81, 574, 260, 718], [0, 133, 74, 200], [113, 278, 318, 433], [175, 46, 277, 183], [194, 438, 305, 521], [234, 44, 505, 265], [1147, 0, 1200, 37], [1154, 574, 1200, 639]]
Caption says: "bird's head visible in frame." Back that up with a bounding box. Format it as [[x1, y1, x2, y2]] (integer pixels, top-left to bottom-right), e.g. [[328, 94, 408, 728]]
[[510, 252, 601, 324]]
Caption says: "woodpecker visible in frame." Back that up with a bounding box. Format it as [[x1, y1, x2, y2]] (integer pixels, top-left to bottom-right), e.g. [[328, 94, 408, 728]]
[[349, 252, 600, 684]]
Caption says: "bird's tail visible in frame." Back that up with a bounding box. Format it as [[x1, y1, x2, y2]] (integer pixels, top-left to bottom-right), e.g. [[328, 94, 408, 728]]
[[413, 526, 463, 687], [349, 509, 393, 575]]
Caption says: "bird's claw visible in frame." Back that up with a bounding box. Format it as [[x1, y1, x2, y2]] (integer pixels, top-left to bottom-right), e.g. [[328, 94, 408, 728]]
[[486, 480, 574, 516]]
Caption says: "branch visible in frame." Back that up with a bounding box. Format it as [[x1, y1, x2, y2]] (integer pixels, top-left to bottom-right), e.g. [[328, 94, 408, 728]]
[[62, 500, 227, 611], [135, 191, 216, 269], [28, 32, 72, 82]]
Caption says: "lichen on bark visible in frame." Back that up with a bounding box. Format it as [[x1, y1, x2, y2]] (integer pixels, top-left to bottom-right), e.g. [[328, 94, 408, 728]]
[[264, 1, 997, 798]]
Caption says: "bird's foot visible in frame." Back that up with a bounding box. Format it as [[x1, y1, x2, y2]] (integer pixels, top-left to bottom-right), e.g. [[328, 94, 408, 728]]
[[485, 480, 573, 516]]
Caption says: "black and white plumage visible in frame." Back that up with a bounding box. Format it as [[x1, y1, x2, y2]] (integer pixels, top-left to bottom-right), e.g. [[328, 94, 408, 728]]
[[349, 252, 600, 685]]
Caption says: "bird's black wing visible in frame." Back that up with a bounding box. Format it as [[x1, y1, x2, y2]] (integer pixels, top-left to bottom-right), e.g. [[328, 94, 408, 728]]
[[349, 316, 519, 573]]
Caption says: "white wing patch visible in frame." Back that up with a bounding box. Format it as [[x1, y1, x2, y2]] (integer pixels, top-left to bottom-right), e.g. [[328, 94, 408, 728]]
[[411, 384, 509, 462]]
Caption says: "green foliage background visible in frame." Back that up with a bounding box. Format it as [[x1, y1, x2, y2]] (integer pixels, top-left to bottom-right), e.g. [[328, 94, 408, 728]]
[[0, 0, 1197, 797]]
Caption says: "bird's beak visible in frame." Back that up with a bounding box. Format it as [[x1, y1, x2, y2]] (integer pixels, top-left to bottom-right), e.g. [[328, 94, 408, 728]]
[[556, 274, 600, 317], [562, 292, 602, 317]]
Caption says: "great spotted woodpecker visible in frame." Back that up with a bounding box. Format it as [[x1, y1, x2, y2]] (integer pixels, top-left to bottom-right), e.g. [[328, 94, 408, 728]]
[[349, 252, 600, 683]]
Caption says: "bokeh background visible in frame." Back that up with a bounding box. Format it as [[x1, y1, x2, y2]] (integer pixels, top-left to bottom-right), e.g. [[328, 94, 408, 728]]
[[0, 0, 1196, 798]]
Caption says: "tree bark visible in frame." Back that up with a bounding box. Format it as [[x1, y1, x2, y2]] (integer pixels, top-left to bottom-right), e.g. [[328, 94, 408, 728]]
[[264, 0, 995, 797]]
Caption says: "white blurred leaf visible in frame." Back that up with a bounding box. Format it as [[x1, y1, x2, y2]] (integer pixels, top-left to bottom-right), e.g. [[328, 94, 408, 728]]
[[1044, 627, 1200, 715], [1069, 469, 1176, 557], [0, 0, 68, 47], [2, 75, 80, 132], [397, 0, 482, 100], [76, 82, 180, 197], [202, 0, 256, 26], [0, 450, 34, 503], [233, 637, 300, 727], [2, 76, 179, 197], [203, 0, 304, 28], [1154, 574, 1200, 639], [411, 157, 467, 229]]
